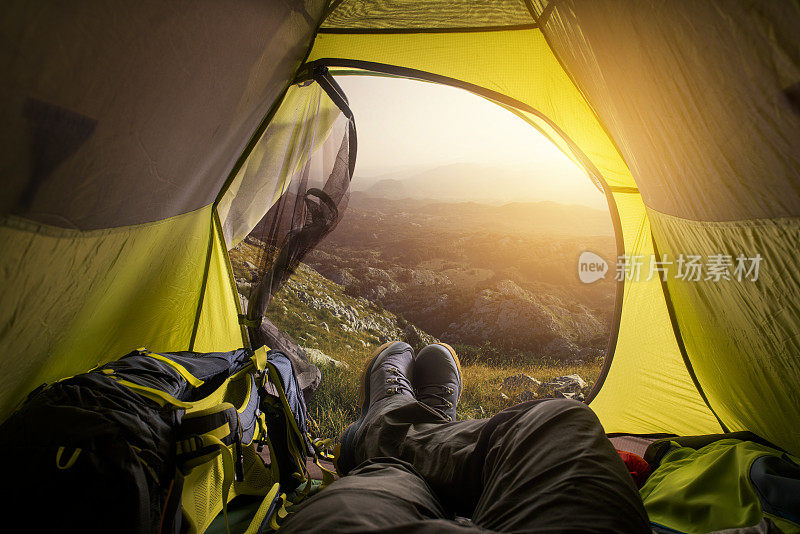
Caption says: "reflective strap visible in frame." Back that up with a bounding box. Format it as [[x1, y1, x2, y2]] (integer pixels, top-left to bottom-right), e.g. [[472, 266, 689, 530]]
[[243, 483, 282, 534], [313, 456, 335, 489], [55, 446, 81, 469], [114, 379, 194, 408], [141, 350, 204, 387], [268, 495, 288, 531], [206, 422, 232, 442], [251, 346, 269, 373]]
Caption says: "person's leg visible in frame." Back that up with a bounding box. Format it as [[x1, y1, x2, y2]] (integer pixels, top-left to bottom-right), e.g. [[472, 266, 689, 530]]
[[334, 342, 648, 531], [349, 396, 648, 532], [470, 398, 650, 533], [338, 342, 486, 514], [281, 457, 481, 533], [348, 394, 488, 515]]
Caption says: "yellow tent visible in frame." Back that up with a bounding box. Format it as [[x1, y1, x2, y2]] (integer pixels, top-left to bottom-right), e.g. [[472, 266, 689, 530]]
[[2, 0, 798, 466]]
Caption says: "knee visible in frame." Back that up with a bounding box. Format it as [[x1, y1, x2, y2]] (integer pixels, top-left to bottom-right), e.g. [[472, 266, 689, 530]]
[[519, 398, 601, 429], [349, 456, 419, 478], [543, 397, 592, 414]]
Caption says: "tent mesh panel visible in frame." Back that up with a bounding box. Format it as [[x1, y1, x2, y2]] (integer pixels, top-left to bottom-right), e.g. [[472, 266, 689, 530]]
[[322, 0, 535, 30], [243, 103, 355, 325]]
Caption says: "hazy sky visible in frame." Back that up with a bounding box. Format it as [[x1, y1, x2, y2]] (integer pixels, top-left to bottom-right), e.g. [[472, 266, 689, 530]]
[[336, 75, 606, 208]]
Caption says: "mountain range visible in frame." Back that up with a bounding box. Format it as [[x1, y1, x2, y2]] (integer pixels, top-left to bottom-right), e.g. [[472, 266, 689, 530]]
[[352, 162, 608, 210]]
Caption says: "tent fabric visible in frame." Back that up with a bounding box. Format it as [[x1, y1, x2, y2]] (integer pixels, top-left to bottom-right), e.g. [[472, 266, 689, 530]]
[[538, 0, 800, 455], [1, 0, 325, 229], [539, 1, 800, 222], [589, 191, 723, 435], [2, 0, 799, 466], [303, 0, 800, 457], [192, 213, 248, 354], [0, 206, 218, 421], [648, 209, 800, 455], [218, 82, 345, 248]]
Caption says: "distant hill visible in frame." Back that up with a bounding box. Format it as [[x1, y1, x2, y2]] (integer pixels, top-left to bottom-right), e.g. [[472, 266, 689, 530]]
[[354, 162, 606, 209], [359, 178, 411, 199]]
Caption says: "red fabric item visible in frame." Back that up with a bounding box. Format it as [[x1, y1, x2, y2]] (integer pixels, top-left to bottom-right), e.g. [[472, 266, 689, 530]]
[[616, 449, 652, 488]]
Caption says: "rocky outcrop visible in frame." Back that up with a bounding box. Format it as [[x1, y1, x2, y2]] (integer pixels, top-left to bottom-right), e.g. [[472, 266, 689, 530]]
[[541, 374, 587, 398], [501, 373, 591, 403], [544, 338, 580, 361], [396, 315, 439, 352], [328, 267, 359, 288], [443, 280, 604, 353], [293, 286, 402, 340], [279, 267, 440, 350], [302, 347, 349, 369]]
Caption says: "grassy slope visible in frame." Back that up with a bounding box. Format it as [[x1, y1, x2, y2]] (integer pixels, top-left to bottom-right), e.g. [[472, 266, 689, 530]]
[[231, 241, 602, 442]]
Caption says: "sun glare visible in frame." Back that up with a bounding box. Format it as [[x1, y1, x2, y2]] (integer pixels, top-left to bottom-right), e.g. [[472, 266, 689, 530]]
[[335, 75, 606, 209]]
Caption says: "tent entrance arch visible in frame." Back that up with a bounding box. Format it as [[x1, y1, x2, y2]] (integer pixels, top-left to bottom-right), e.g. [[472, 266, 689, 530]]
[[289, 61, 627, 406]]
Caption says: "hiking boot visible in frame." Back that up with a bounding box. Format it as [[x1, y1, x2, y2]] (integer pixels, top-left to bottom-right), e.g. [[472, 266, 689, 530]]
[[413, 343, 462, 422], [334, 341, 415, 475]]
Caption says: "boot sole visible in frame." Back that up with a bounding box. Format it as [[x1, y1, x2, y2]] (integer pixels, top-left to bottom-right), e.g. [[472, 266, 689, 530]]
[[334, 340, 404, 476]]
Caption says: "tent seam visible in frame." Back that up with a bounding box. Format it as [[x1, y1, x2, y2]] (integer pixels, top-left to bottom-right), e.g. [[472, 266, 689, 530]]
[[538, 0, 565, 28], [214, 209, 250, 348], [213, 6, 331, 211], [188, 215, 216, 351], [535, 4, 636, 186], [1, 206, 213, 236], [523, 0, 539, 24], [650, 233, 729, 433], [646, 204, 800, 227]]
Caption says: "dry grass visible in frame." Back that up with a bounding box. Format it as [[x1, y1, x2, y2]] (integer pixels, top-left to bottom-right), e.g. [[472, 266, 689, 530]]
[[308, 341, 603, 441]]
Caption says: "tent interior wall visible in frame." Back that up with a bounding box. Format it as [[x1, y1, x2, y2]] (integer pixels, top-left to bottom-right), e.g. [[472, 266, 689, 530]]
[[2, 0, 798, 472]]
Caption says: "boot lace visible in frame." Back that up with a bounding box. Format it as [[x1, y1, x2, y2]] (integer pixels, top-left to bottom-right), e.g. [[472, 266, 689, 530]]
[[384, 366, 414, 396], [417, 385, 456, 419]]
